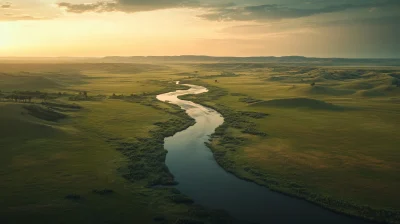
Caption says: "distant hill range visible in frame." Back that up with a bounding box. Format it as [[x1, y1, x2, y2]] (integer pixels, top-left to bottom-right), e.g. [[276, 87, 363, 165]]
[[100, 56, 400, 65], [1, 56, 400, 65]]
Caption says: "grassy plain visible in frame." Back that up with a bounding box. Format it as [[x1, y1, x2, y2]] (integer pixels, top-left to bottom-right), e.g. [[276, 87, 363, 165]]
[[1, 62, 399, 224], [0, 63, 232, 224], [179, 64, 400, 223]]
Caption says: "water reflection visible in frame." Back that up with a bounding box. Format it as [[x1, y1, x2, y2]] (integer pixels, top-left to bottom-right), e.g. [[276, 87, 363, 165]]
[[157, 83, 370, 224]]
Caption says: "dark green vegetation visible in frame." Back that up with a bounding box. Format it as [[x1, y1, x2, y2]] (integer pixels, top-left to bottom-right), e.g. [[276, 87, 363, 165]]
[[23, 105, 67, 121], [179, 65, 400, 224], [250, 98, 345, 111], [1, 62, 399, 224], [115, 115, 195, 187]]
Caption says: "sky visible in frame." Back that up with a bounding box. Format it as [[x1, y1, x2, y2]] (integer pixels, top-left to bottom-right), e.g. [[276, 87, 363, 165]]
[[0, 0, 399, 58]]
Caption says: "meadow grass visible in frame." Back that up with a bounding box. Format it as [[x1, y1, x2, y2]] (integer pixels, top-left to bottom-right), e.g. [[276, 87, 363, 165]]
[[0, 63, 234, 224], [1, 62, 399, 223], [179, 65, 400, 223]]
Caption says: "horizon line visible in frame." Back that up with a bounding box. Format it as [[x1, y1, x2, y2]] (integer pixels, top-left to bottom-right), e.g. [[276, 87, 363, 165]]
[[0, 55, 400, 60]]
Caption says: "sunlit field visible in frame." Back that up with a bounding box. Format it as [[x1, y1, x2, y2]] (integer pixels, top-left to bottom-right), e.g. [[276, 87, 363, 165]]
[[0, 63, 230, 224], [180, 63, 400, 223], [0, 62, 399, 223]]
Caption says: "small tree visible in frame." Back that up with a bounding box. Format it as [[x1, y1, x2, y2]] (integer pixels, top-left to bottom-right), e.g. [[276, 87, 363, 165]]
[[42, 93, 48, 102], [311, 82, 316, 87], [392, 79, 400, 87]]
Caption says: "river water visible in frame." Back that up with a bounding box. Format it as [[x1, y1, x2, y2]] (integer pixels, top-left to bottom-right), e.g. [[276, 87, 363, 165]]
[[156, 84, 370, 224]]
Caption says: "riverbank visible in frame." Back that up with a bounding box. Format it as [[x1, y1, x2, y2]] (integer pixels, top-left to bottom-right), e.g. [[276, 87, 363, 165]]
[[179, 79, 400, 224], [111, 81, 236, 223], [0, 77, 234, 224]]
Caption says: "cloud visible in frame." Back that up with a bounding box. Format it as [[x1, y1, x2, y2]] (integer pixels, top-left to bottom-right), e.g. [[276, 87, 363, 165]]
[[220, 22, 309, 36], [199, 0, 400, 21], [0, 1, 55, 21], [0, 14, 48, 21], [57, 2, 117, 13], [56, 0, 400, 24], [322, 15, 400, 27], [200, 4, 353, 21], [1, 3, 11, 8], [57, 0, 201, 13], [217, 14, 400, 44]]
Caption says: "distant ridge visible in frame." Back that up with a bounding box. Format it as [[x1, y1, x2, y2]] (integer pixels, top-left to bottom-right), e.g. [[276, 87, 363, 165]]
[[100, 56, 400, 65], [1, 56, 399, 66]]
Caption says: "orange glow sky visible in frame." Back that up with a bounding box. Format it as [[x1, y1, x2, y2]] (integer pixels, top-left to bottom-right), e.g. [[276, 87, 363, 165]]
[[1, 0, 399, 58]]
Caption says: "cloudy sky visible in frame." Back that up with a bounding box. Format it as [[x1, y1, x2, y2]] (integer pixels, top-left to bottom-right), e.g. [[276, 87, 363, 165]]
[[0, 0, 399, 57]]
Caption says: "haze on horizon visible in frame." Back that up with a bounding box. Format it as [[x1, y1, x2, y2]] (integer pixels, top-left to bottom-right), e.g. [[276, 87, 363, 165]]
[[1, 0, 399, 58]]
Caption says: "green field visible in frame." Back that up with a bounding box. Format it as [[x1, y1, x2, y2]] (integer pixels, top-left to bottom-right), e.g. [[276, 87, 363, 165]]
[[180, 64, 400, 223], [0, 63, 232, 224], [0, 62, 399, 223]]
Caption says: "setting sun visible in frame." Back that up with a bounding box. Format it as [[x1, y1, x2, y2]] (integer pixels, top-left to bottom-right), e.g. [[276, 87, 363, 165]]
[[0, 23, 12, 49]]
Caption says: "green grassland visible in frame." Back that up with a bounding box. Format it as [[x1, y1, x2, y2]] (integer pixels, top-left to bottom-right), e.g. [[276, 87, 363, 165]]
[[1, 62, 400, 224], [0, 63, 233, 224], [179, 64, 400, 223]]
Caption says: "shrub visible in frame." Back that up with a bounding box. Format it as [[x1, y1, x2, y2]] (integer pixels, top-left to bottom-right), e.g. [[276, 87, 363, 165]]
[[23, 105, 67, 121], [239, 111, 269, 119], [92, 189, 114, 195], [169, 195, 194, 204], [42, 102, 82, 109], [65, 194, 81, 200], [175, 218, 204, 224], [392, 79, 400, 87], [153, 215, 166, 222], [239, 97, 263, 104]]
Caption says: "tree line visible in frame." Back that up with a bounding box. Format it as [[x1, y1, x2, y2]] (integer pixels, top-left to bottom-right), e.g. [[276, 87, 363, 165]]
[[0, 90, 63, 103]]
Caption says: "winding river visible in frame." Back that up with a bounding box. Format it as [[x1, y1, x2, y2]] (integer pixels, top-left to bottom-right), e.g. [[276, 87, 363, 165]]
[[156, 83, 370, 224]]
